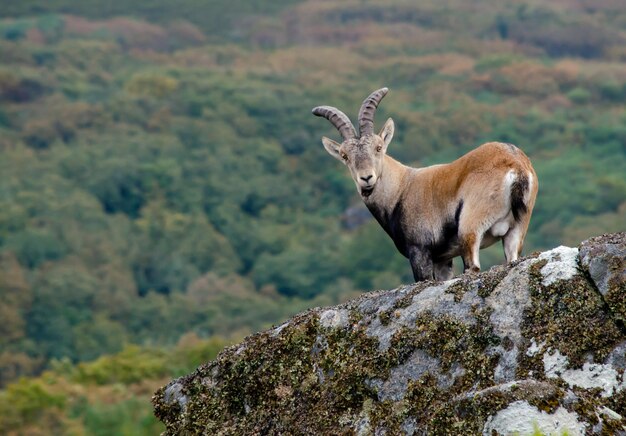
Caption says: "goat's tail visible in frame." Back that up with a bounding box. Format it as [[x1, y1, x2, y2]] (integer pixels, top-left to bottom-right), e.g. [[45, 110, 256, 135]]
[[510, 172, 530, 223]]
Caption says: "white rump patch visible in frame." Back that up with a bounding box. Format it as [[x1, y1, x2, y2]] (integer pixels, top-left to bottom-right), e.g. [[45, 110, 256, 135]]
[[503, 169, 516, 189], [483, 400, 586, 436], [537, 246, 579, 286]]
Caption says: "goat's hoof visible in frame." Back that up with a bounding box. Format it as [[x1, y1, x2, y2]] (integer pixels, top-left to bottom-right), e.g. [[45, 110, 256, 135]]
[[464, 266, 480, 275]]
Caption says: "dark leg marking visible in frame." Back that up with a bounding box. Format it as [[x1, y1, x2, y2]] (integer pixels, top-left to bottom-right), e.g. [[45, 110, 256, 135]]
[[434, 259, 454, 281], [430, 199, 463, 262], [408, 246, 434, 282]]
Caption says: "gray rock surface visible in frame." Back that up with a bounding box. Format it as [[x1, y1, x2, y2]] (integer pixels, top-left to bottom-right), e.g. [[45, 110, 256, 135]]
[[153, 233, 626, 435], [579, 232, 626, 323]]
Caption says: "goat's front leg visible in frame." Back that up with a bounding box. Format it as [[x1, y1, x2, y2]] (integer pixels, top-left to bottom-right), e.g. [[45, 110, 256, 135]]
[[460, 232, 481, 274], [434, 259, 454, 281], [408, 246, 434, 282]]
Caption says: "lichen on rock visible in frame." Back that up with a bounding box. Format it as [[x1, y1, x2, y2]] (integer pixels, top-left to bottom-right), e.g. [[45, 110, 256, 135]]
[[483, 400, 587, 435], [579, 232, 626, 324], [153, 233, 626, 435]]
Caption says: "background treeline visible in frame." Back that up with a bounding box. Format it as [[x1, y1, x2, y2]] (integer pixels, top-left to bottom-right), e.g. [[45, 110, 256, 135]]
[[1, 0, 625, 433], [0, 334, 229, 434]]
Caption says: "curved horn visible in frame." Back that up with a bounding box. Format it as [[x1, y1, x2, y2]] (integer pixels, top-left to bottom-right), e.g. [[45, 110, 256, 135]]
[[312, 106, 357, 141], [358, 87, 389, 136]]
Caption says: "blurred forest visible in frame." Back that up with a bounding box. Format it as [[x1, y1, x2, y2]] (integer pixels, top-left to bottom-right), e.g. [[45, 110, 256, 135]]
[[1, 0, 625, 433]]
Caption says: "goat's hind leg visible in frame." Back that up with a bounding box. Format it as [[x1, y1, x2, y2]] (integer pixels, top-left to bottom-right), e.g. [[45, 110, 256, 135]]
[[502, 225, 524, 263]]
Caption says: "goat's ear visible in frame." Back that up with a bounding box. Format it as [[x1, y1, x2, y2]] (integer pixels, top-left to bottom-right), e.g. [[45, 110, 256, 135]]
[[379, 118, 394, 151], [322, 137, 344, 162]]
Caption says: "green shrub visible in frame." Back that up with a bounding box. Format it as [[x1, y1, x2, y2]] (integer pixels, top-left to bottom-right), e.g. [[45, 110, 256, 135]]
[[82, 398, 162, 436], [567, 87, 592, 104], [73, 346, 169, 385], [0, 378, 65, 430]]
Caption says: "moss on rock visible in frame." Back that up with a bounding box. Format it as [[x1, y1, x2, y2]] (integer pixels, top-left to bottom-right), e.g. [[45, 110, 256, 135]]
[[153, 233, 626, 435]]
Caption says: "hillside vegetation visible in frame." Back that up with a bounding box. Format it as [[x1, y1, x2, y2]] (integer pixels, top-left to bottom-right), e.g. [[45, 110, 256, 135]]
[[0, 0, 625, 432], [0, 334, 229, 434]]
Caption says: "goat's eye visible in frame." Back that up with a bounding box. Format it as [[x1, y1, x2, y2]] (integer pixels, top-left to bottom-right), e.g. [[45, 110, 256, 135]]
[[341, 153, 349, 161], [376, 145, 382, 152]]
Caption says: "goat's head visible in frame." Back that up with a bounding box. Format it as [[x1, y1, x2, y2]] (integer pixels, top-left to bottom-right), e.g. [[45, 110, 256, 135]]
[[312, 88, 394, 198]]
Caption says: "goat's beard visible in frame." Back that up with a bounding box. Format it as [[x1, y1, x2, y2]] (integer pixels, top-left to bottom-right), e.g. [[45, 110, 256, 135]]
[[361, 187, 374, 197]]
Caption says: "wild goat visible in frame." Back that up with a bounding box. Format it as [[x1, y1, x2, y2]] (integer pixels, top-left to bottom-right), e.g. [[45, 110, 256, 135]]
[[312, 87, 538, 282]]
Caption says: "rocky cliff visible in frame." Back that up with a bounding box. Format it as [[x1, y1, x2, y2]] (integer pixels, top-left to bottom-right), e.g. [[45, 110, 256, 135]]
[[153, 233, 625, 435]]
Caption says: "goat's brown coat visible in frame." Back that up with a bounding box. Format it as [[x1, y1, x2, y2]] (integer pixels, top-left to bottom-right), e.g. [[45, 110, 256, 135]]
[[367, 142, 537, 280]]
